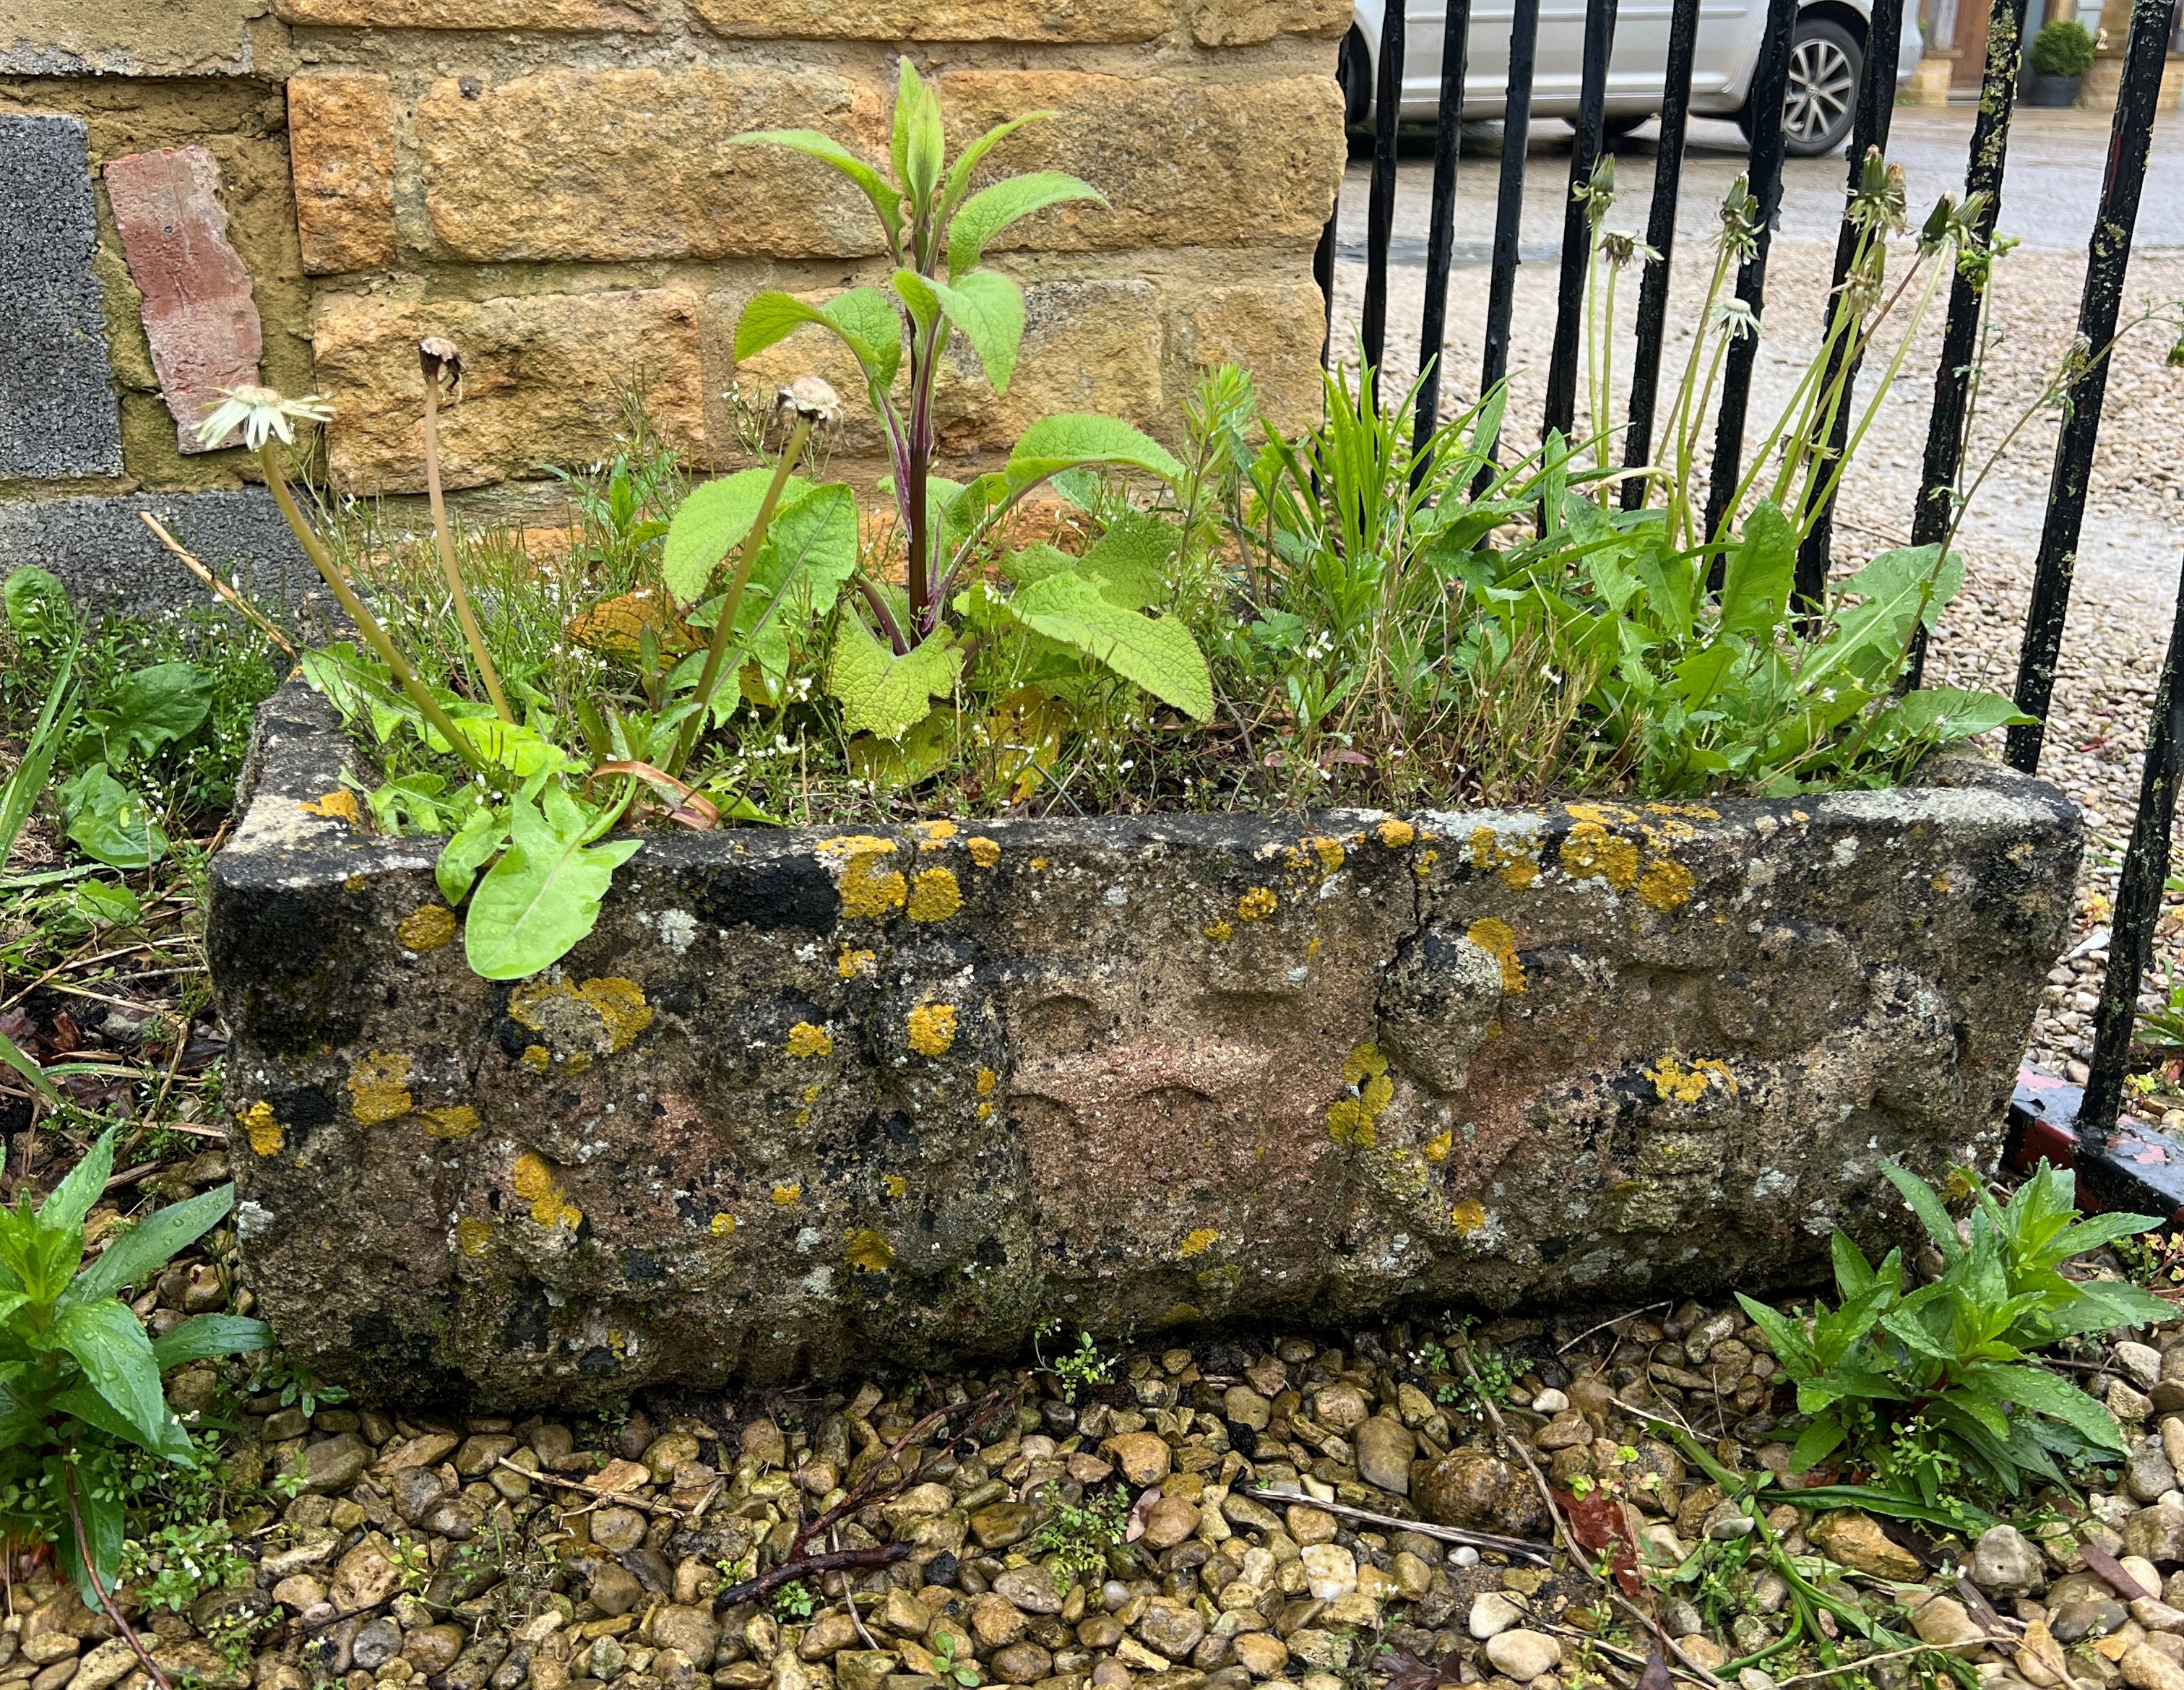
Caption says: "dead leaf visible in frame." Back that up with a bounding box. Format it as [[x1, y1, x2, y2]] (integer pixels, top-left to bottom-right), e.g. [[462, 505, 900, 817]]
[[1558, 1487, 1644, 1597], [1376, 1648, 1443, 1690]]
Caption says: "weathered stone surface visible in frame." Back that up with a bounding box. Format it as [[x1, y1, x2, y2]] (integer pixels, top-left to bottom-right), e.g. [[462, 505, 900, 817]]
[[936, 72, 1345, 252], [212, 684, 2076, 1404], [417, 69, 887, 263], [0, 114, 121, 478], [103, 147, 263, 453], [1161, 275, 1327, 436], [311, 289, 706, 493], [273, 0, 654, 27], [692, 0, 1168, 38], [1190, 0, 1348, 44], [0, 488, 318, 620], [2, 0, 254, 74], [289, 77, 397, 276]]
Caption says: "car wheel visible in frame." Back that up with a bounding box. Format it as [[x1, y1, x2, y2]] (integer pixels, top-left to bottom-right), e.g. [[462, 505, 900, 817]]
[[1339, 27, 1374, 127], [1599, 113, 1652, 145], [1780, 16, 1862, 156]]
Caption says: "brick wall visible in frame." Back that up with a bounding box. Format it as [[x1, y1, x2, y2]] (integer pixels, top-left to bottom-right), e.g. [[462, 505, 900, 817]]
[[1, 0, 1345, 582]]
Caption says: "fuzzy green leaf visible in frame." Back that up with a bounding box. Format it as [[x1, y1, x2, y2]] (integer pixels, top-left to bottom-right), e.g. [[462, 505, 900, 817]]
[[464, 785, 642, 981], [150, 1313, 275, 1368], [68, 1184, 233, 1306], [1008, 414, 1184, 488], [727, 131, 902, 247], [923, 270, 1025, 396], [893, 60, 946, 212], [1718, 499, 1795, 638], [828, 618, 964, 743], [946, 171, 1104, 280], [1003, 571, 1212, 721], [662, 470, 815, 607]]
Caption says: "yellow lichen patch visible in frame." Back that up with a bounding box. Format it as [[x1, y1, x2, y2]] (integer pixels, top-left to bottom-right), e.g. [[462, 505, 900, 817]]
[[1559, 822, 1639, 891], [512, 1150, 583, 1229], [821, 835, 907, 920], [913, 820, 959, 850], [1305, 936, 1321, 962], [710, 1212, 738, 1236], [1646, 802, 1720, 821], [1178, 1228, 1220, 1259], [347, 1051, 414, 1125], [843, 1228, 896, 1271], [1931, 874, 1953, 893], [1638, 856, 1696, 912], [967, 836, 1001, 868], [1329, 1044, 1394, 1147], [421, 1105, 480, 1139], [300, 790, 361, 825], [907, 1002, 957, 1056], [1566, 801, 1639, 826], [397, 905, 457, 952], [1235, 887, 1278, 923], [457, 1217, 493, 1257], [519, 1045, 551, 1075], [1424, 1128, 1453, 1163], [772, 1182, 803, 1206], [837, 947, 876, 979], [1501, 860, 1540, 891], [1644, 1053, 1739, 1104], [977, 1101, 994, 1121], [509, 978, 654, 1056], [1201, 919, 1233, 942], [907, 866, 962, 923], [1308, 836, 1346, 872], [239, 1100, 283, 1157], [1449, 1199, 1488, 1236], [1641, 818, 1697, 848], [1030, 856, 1049, 871], [976, 1067, 998, 1097], [801, 1082, 823, 1103], [1466, 918, 1526, 994], [785, 1022, 834, 1059], [344, 873, 368, 893], [1416, 850, 1439, 876], [883, 1173, 907, 1198], [1377, 819, 1416, 849]]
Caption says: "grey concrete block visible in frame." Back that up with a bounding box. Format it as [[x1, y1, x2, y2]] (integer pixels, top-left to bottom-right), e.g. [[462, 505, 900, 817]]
[[0, 487, 328, 624], [0, 114, 122, 480]]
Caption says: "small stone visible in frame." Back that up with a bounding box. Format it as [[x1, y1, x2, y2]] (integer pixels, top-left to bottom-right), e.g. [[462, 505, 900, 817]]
[[837, 1652, 896, 1690], [404, 1628, 466, 1676], [2136, 1599, 2184, 1636], [2118, 1382, 2158, 1424], [1233, 1635, 1288, 1678], [376, 1433, 459, 1474], [1530, 1389, 1570, 1414], [1311, 1386, 1368, 1433], [1483, 1631, 1561, 1681], [2054, 1600, 2132, 1644], [1414, 1451, 1535, 1536], [1299, 1545, 1356, 1601], [971, 1503, 1038, 1550], [2133, 1442, 2183, 1506], [1975, 1526, 2048, 1598], [590, 1562, 643, 1618], [1225, 1389, 1272, 1431], [1809, 1512, 1923, 1580], [993, 1569, 1061, 1616], [798, 1616, 863, 1661], [1470, 1595, 1526, 1639], [301, 1434, 371, 1496], [2127, 1507, 2184, 1566], [1680, 1639, 1730, 1672], [2124, 1643, 2184, 1690], [1285, 1506, 1337, 1547], [1704, 1502, 1755, 1541], [592, 1506, 649, 1552], [71, 1640, 135, 1690], [1135, 1600, 1204, 1661], [1352, 1418, 1415, 1496], [353, 1621, 403, 1671], [1910, 1598, 1987, 1660], [274, 1575, 329, 1611], [1143, 1496, 1201, 1551], [643, 1431, 702, 1483], [1104, 1434, 1173, 1486], [971, 1595, 1030, 1650], [654, 1608, 720, 1668], [2123, 1347, 2168, 1392], [990, 1644, 1051, 1685], [330, 1536, 402, 1614]]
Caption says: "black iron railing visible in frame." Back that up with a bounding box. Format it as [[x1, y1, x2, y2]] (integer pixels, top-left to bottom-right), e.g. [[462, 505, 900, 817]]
[[1321, 3, 2177, 1186]]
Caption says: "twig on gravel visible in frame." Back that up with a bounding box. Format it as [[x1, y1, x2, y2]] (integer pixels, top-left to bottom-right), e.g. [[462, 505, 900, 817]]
[[1454, 1332, 1588, 1577], [1241, 1488, 1550, 1564], [505, 1459, 684, 1518], [1769, 1643, 1969, 1688], [712, 1545, 910, 1610], [1540, 1622, 1717, 1690], [1558, 1302, 1673, 1355]]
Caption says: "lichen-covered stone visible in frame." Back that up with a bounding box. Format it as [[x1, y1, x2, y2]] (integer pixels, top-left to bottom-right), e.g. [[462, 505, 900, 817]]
[[211, 684, 2079, 1406], [288, 76, 397, 276]]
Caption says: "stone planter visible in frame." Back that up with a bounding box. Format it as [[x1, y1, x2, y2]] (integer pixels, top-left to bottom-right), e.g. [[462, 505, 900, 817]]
[[2024, 71, 2084, 105], [211, 682, 2080, 1407]]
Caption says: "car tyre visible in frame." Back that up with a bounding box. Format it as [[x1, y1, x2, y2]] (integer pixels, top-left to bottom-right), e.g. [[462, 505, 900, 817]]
[[1779, 15, 1863, 156], [1339, 27, 1374, 127]]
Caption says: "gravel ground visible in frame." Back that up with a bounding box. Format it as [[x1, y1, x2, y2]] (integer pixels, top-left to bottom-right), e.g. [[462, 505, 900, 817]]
[[1328, 117, 2184, 1084]]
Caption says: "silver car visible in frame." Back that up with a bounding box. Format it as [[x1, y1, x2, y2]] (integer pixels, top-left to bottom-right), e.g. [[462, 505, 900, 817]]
[[1342, 0, 1924, 158]]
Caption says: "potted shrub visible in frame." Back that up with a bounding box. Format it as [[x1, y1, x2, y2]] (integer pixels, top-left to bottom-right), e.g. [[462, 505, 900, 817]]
[[2026, 17, 2095, 105], [189, 113, 2092, 1403]]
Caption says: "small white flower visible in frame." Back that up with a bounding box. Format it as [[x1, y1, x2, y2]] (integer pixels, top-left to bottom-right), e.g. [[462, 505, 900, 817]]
[[194, 384, 334, 452]]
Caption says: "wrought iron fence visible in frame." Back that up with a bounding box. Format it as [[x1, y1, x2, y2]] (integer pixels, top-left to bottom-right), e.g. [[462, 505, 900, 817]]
[[1321, 0, 2183, 1201]]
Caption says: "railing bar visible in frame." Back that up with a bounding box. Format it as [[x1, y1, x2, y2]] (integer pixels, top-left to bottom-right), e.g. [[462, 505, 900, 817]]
[[2080, 548, 2184, 1143], [1316, 212, 1338, 372], [1790, 0, 1907, 611], [1904, 0, 2029, 689], [1477, 0, 1541, 470], [1701, 0, 1799, 542], [1619, 0, 1703, 512], [2006, 0, 2174, 775], [1542, 0, 1620, 441], [1414, 0, 1475, 461], [1363, 0, 1408, 404]]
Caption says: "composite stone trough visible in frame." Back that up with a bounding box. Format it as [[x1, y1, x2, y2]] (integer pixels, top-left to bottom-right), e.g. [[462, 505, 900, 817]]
[[210, 681, 2081, 1406]]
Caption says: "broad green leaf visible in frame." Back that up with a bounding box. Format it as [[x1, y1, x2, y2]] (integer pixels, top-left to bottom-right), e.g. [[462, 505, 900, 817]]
[[4, 565, 73, 639], [438, 804, 508, 907], [1831, 1230, 1878, 1299], [946, 171, 1104, 279], [1719, 499, 1795, 637], [828, 617, 964, 742], [100, 662, 213, 759], [1008, 414, 1184, 488], [847, 707, 957, 790], [1002, 570, 1212, 722], [1788, 1415, 1847, 1473], [60, 764, 168, 869], [69, 1184, 234, 1306], [150, 1312, 275, 1368], [58, 1461, 127, 1605], [825, 287, 905, 389], [893, 59, 946, 212], [662, 470, 813, 607], [939, 113, 1053, 220], [728, 483, 863, 691], [1889, 688, 2034, 740], [435, 717, 576, 779], [41, 1128, 116, 1230], [726, 131, 902, 247], [464, 785, 642, 981], [1881, 1163, 1966, 1262], [56, 1296, 188, 1457], [922, 270, 1025, 395], [1079, 511, 1178, 611], [1001, 543, 1079, 588]]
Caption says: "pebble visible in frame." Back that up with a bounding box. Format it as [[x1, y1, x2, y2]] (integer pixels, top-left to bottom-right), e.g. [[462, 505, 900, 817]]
[[1485, 1631, 1562, 1681], [1470, 1593, 1527, 1639], [1974, 1525, 2048, 1598]]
